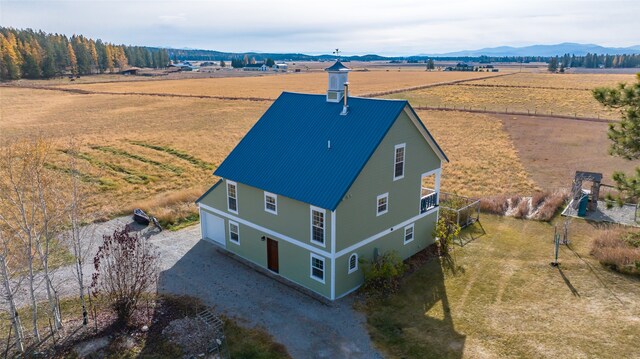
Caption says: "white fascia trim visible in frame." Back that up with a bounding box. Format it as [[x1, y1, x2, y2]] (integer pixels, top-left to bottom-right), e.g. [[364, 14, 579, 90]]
[[310, 253, 326, 284], [404, 106, 448, 163], [228, 220, 240, 245], [264, 191, 278, 215], [331, 210, 336, 300], [376, 192, 389, 216], [226, 180, 238, 214], [393, 143, 406, 181], [199, 203, 332, 258], [335, 205, 438, 258], [310, 205, 327, 248]]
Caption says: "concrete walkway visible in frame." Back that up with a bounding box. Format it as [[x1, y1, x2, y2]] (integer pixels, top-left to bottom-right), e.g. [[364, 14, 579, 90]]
[[7, 217, 382, 359]]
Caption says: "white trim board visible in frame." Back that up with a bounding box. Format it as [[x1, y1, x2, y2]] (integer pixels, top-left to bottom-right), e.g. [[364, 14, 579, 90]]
[[199, 202, 438, 261], [331, 210, 337, 300], [335, 205, 438, 258], [199, 203, 332, 258]]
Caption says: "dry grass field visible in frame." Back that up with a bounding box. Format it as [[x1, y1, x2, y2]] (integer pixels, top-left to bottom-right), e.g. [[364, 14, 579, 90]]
[[0, 86, 269, 226], [499, 114, 639, 190], [49, 70, 499, 99], [365, 215, 640, 358], [386, 84, 619, 119], [419, 110, 537, 197], [1, 70, 636, 226], [466, 72, 638, 89]]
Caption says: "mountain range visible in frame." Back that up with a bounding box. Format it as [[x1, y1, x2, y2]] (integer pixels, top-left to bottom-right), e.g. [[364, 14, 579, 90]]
[[421, 43, 640, 57]]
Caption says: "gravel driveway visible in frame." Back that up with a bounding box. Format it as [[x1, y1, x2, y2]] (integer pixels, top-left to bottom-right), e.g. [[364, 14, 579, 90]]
[[6, 217, 382, 359]]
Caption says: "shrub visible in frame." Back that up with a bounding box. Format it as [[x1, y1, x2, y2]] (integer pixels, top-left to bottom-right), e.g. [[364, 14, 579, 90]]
[[591, 229, 640, 276], [361, 251, 406, 297], [531, 191, 550, 208], [91, 227, 160, 325], [513, 198, 530, 219], [479, 195, 509, 215], [533, 191, 569, 221]]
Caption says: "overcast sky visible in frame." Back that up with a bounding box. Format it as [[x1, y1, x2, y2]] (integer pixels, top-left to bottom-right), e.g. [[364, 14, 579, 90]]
[[1, 0, 638, 56]]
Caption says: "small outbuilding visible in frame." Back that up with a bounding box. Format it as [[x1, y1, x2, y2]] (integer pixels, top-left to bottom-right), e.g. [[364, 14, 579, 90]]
[[120, 67, 141, 75]]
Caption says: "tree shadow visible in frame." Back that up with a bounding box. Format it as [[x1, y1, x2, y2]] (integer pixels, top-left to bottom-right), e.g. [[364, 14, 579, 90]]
[[369, 254, 466, 359]]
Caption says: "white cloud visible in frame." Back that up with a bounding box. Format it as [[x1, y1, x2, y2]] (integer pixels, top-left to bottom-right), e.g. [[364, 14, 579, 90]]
[[0, 0, 638, 55]]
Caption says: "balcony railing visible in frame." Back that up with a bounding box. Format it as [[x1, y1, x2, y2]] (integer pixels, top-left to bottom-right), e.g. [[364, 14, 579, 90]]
[[420, 192, 438, 213]]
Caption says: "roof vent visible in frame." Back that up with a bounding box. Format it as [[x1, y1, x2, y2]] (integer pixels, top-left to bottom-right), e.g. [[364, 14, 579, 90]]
[[340, 82, 349, 116]]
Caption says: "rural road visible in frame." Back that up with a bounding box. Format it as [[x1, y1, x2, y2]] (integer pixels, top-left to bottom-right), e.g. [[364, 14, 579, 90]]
[[6, 217, 382, 359]]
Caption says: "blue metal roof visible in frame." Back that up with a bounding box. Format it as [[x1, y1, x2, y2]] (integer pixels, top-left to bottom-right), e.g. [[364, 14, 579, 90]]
[[213, 92, 439, 211], [324, 61, 350, 72]]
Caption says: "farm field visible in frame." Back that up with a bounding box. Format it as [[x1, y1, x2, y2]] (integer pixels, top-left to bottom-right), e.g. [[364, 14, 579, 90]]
[[499, 114, 639, 190], [1, 70, 637, 225], [419, 110, 537, 197], [44, 70, 501, 99], [465, 72, 637, 89], [0, 86, 269, 224], [385, 82, 619, 119], [364, 214, 640, 359]]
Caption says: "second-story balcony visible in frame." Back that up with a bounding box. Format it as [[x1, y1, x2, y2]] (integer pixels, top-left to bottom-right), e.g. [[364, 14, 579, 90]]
[[421, 188, 438, 214]]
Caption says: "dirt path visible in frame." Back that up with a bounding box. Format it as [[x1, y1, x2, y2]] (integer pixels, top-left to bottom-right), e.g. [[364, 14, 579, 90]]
[[414, 106, 614, 123]]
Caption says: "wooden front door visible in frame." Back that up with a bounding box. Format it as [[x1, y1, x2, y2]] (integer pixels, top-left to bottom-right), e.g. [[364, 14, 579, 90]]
[[267, 238, 279, 273]]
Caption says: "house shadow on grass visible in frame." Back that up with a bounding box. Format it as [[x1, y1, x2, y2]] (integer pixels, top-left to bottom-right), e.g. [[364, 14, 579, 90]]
[[366, 254, 466, 359]]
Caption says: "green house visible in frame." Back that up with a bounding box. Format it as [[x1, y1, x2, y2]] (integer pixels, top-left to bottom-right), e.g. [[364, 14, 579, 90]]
[[196, 61, 448, 300]]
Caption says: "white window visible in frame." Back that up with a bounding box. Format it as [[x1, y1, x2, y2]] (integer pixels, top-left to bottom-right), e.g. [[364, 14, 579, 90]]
[[394, 143, 406, 180], [377, 193, 389, 216], [229, 221, 239, 244], [310, 254, 325, 283], [310, 206, 325, 246], [404, 223, 414, 244], [226, 180, 238, 214], [348, 253, 358, 274], [264, 192, 277, 214]]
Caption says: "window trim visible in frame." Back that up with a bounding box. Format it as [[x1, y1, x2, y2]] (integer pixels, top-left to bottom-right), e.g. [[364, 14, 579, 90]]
[[310, 206, 326, 247], [376, 193, 389, 216], [310, 253, 326, 283], [393, 143, 406, 181], [264, 191, 278, 215], [228, 220, 240, 244], [226, 180, 238, 214], [404, 223, 415, 244], [348, 253, 358, 274]]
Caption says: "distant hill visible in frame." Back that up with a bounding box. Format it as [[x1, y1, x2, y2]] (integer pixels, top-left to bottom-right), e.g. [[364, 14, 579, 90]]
[[422, 43, 640, 57]]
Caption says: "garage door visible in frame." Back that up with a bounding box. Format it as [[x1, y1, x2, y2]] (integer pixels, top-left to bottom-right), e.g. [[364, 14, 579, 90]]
[[201, 210, 226, 247]]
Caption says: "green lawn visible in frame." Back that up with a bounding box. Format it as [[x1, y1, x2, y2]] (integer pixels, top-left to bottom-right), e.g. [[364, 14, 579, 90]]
[[363, 215, 640, 359]]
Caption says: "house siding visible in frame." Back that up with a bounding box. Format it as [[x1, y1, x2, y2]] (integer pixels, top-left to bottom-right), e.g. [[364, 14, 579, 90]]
[[332, 107, 442, 298], [198, 181, 333, 298], [334, 210, 438, 297], [335, 107, 441, 252]]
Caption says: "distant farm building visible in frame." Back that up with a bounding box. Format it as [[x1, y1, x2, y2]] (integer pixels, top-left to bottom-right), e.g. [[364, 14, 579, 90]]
[[273, 63, 288, 72], [243, 63, 269, 71], [120, 67, 141, 75]]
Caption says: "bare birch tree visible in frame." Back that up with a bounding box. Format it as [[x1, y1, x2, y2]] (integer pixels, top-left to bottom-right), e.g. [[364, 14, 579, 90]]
[[0, 229, 25, 353], [62, 139, 95, 326], [0, 138, 64, 338]]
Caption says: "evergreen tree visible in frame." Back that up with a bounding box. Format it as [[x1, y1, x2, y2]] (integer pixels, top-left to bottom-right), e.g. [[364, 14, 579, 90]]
[[265, 58, 275, 67], [219, 60, 226, 68], [547, 56, 558, 72], [426, 59, 435, 70], [593, 73, 640, 202]]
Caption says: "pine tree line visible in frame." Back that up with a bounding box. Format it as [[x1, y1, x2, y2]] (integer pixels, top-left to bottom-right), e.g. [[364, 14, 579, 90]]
[[556, 53, 640, 69], [0, 27, 170, 80]]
